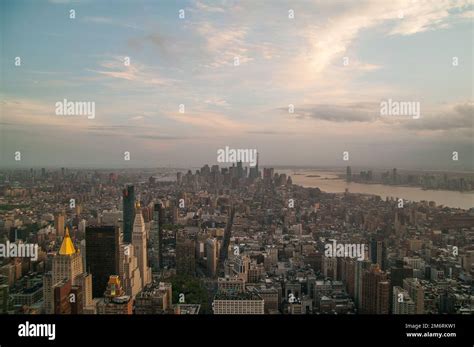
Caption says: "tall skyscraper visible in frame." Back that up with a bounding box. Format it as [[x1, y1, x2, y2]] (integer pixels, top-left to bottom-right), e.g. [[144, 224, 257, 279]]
[[85, 225, 120, 298], [52, 227, 84, 285], [132, 203, 152, 288], [206, 238, 219, 278], [119, 244, 142, 298], [346, 166, 352, 182], [44, 227, 85, 314], [369, 239, 387, 271], [403, 278, 425, 314], [152, 201, 163, 270], [122, 185, 135, 243], [361, 265, 390, 314]]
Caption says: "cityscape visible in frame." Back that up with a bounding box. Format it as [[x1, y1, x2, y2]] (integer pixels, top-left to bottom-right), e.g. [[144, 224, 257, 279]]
[[0, 2, 473, 345], [0, 163, 472, 315]]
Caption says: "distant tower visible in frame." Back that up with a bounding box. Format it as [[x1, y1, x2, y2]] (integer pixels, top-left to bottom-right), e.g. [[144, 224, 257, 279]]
[[122, 185, 135, 243], [132, 202, 152, 288], [346, 166, 352, 182]]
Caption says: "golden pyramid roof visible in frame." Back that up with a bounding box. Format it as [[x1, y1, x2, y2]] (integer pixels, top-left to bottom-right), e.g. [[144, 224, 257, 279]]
[[59, 227, 76, 256]]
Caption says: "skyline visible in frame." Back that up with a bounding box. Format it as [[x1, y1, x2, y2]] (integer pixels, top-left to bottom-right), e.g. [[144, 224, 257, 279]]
[[1, 0, 473, 169]]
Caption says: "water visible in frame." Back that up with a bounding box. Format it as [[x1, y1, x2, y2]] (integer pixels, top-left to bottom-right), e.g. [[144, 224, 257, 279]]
[[278, 170, 474, 210]]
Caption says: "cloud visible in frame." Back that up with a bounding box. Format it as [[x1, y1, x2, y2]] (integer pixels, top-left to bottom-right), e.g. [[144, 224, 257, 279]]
[[167, 111, 247, 132], [402, 102, 473, 131], [284, 102, 379, 123], [195, 22, 251, 67], [204, 97, 229, 107], [82, 16, 140, 30], [87, 56, 174, 86], [246, 130, 296, 136], [295, 0, 469, 77], [193, 1, 226, 13], [135, 134, 187, 140]]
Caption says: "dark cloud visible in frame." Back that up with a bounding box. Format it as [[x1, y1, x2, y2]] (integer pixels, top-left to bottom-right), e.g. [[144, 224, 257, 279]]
[[283, 102, 379, 123], [402, 102, 473, 131], [136, 134, 186, 140], [246, 130, 296, 135], [87, 125, 145, 132]]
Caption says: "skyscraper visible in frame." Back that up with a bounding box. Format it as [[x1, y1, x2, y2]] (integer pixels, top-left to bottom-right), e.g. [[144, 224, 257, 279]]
[[152, 201, 163, 270], [403, 278, 425, 314], [369, 239, 387, 271], [119, 244, 142, 298], [52, 227, 84, 285], [85, 225, 120, 298], [361, 265, 390, 314], [392, 286, 416, 314], [176, 232, 196, 276], [122, 185, 135, 243], [132, 202, 152, 288], [54, 212, 65, 237], [206, 238, 219, 278], [43, 227, 85, 314]]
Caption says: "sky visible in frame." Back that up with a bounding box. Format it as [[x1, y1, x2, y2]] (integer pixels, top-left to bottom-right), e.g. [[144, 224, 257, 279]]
[[0, 0, 473, 170]]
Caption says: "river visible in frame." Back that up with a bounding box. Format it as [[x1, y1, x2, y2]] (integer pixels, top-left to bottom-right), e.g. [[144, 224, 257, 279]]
[[277, 170, 474, 210]]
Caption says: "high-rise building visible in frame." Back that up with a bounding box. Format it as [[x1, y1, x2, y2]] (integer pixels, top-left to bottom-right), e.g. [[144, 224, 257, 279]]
[[54, 212, 65, 237], [119, 244, 142, 298], [0, 284, 9, 313], [132, 203, 152, 288], [392, 286, 416, 314], [151, 202, 163, 270], [176, 232, 196, 276], [346, 166, 352, 182], [369, 239, 387, 271], [403, 278, 425, 314], [233, 255, 250, 283], [52, 228, 84, 285], [53, 280, 83, 314], [122, 185, 135, 243], [76, 273, 93, 311], [206, 238, 219, 278], [44, 227, 85, 314], [53, 279, 72, 314], [361, 265, 390, 314], [85, 225, 120, 298], [97, 276, 132, 314]]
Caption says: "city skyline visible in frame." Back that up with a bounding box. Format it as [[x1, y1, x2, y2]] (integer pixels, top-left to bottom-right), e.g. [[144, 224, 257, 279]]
[[1, 0, 473, 169]]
